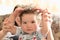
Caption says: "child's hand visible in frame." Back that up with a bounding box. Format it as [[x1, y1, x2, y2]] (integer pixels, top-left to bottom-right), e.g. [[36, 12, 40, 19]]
[[41, 9, 52, 35], [2, 7, 24, 34], [8, 7, 24, 23], [2, 18, 16, 34], [13, 7, 24, 16], [41, 9, 52, 26], [2, 7, 25, 34]]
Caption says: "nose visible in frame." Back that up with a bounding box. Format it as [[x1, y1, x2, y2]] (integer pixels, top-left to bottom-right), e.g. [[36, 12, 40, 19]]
[[27, 23, 32, 28]]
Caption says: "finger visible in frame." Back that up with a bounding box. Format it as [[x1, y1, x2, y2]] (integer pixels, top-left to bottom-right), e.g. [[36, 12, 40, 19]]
[[4, 29, 12, 32], [16, 7, 24, 10], [3, 29, 8, 33], [41, 13, 52, 23], [3, 21, 7, 25], [8, 26, 16, 34], [3, 18, 12, 26], [42, 9, 48, 13], [41, 9, 51, 16], [10, 26, 16, 32], [8, 24, 15, 31], [41, 13, 52, 19], [41, 9, 52, 19], [3, 20, 11, 26], [10, 24, 16, 29], [42, 16, 52, 22], [2, 26, 11, 30], [15, 7, 24, 13], [4, 18, 8, 22], [2, 26, 11, 33], [3, 18, 8, 25]]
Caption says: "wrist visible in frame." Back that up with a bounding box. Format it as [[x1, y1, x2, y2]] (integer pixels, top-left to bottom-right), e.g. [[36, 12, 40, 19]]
[[2, 30, 7, 35], [0, 30, 7, 40]]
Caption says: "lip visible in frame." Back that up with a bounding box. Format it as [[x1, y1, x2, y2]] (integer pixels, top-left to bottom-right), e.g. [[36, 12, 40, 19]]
[[27, 29, 32, 31]]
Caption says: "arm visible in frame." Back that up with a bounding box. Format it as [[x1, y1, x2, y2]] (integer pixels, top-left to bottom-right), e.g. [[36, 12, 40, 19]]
[[0, 30, 7, 40], [40, 9, 54, 40], [0, 7, 24, 40], [47, 28, 54, 40]]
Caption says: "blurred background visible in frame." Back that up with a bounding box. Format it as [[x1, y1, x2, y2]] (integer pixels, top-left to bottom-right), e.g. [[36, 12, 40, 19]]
[[0, 0, 60, 40]]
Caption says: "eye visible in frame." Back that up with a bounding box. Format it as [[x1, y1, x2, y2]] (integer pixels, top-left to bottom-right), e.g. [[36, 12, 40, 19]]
[[31, 21, 35, 23], [23, 22, 27, 24]]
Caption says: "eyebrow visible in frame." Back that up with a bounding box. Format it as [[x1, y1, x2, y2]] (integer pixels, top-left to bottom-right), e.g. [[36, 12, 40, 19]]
[[22, 20, 35, 22]]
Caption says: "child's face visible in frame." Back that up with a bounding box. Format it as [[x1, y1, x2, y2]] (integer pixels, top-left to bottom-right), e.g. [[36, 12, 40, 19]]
[[21, 13, 38, 34]]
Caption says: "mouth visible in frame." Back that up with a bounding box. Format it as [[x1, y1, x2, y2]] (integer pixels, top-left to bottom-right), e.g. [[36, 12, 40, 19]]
[[27, 29, 32, 31]]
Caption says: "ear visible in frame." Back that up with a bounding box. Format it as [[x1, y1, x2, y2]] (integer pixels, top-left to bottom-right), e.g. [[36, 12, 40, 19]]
[[15, 16, 21, 27]]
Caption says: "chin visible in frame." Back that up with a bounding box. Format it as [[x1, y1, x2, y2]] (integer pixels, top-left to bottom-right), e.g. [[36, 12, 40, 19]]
[[26, 31, 35, 34]]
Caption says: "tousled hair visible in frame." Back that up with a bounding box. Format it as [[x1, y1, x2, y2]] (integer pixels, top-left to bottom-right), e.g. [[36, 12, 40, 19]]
[[13, 5, 42, 23], [19, 8, 41, 23]]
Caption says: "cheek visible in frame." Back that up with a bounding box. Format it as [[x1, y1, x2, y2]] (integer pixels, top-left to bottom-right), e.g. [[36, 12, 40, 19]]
[[32, 24, 37, 30], [21, 24, 27, 30]]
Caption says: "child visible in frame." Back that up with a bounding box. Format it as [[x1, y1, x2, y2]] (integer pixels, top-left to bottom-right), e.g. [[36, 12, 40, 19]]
[[0, 5, 54, 40]]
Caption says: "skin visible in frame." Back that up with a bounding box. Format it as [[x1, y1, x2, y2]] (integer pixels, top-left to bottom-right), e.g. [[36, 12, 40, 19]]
[[15, 16, 21, 27], [21, 13, 38, 34], [0, 7, 24, 40], [0, 7, 54, 40]]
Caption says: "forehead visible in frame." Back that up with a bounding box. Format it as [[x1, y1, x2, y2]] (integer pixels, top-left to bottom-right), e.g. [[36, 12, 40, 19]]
[[22, 13, 37, 21]]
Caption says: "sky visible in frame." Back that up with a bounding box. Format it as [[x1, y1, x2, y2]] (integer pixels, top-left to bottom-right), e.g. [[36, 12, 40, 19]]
[[0, 0, 60, 17]]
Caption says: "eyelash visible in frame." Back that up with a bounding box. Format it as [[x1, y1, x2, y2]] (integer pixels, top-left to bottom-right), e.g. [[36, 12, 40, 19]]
[[31, 21, 35, 23], [23, 22, 27, 24], [23, 21, 35, 24]]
